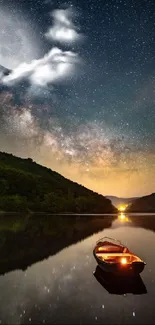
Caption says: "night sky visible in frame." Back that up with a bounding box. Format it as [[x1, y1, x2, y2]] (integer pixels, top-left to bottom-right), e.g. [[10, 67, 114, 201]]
[[0, 0, 154, 197]]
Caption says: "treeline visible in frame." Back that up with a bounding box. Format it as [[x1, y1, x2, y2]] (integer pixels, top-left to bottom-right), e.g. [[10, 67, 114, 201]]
[[0, 152, 116, 213]]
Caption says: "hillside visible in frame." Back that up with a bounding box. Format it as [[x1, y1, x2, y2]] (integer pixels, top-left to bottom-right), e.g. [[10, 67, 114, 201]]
[[127, 193, 155, 213], [0, 151, 117, 213], [106, 195, 138, 208]]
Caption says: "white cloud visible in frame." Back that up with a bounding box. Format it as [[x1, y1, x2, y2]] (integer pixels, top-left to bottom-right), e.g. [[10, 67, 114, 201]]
[[2, 47, 80, 87], [0, 7, 83, 88], [45, 8, 82, 43]]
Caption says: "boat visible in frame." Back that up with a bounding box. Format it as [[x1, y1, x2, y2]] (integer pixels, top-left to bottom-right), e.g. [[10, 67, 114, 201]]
[[93, 237, 146, 275]]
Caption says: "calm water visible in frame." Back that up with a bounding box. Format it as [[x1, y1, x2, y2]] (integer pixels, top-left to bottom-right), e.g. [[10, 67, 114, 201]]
[[0, 213, 155, 324]]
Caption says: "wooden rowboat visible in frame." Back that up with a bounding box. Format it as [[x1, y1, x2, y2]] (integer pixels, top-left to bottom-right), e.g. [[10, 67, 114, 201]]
[[93, 237, 146, 275]]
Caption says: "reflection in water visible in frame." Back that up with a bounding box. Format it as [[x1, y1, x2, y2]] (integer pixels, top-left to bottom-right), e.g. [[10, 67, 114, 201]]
[[112, 213, 155, 233], [0, 214, 155, 324], [94, 265, 147, 295], [0, 214, 114, 275], [112, 213, 131, 229], [119, 213, 126, 221], [0, 213, 155, 276], [118, 213, 131, 223]]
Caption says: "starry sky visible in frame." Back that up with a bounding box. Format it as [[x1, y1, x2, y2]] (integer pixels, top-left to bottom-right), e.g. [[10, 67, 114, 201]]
[[0, 0, 154, 197]]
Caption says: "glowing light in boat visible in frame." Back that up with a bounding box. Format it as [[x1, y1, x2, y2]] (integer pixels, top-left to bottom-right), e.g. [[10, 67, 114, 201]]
[[121, 257, 127, 265]]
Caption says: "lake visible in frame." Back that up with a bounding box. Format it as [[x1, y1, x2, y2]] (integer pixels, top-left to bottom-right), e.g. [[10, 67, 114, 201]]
[[0, 213, 155, 324]]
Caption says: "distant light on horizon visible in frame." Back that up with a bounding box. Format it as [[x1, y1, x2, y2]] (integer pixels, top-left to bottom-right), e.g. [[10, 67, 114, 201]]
[[118, 205, 127, 212]]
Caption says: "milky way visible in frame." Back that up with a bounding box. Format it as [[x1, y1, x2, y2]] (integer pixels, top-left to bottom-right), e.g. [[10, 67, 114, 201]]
[[0, 0, 154, 197]]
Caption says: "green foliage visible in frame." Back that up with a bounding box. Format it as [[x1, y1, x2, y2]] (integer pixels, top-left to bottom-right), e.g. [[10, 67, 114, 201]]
[[0, 151, 116, 213], [0, 178, 9, 195], [0, 195, 28, 212]]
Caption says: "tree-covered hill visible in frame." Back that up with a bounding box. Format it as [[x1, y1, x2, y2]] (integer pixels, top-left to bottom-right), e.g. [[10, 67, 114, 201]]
[[127, 193, 155, 213], [0, 152, 117, 213]]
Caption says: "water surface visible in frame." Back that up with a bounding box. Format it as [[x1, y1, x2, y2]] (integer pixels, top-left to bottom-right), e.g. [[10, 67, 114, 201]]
[[0, 213, 155, 324]]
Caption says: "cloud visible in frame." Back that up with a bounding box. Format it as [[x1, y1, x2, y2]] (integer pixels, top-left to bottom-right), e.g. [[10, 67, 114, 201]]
[[0, 7, 83, 90], [45, 8, 82, 43], [2, 47, 80, 87]]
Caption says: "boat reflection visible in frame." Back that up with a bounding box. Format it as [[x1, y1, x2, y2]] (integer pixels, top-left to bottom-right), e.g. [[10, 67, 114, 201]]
[[94, 265, 147, 295]]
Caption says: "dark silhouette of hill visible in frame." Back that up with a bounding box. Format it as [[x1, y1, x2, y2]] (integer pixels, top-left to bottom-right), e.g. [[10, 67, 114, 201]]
[[127, 193, 155, 212], [106, 195, 138, 208], [0, 214, 115, 275], [0, 151, 117, 213]]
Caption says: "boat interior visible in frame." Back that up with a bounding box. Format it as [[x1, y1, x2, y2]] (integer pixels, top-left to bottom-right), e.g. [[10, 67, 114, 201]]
[[95, 252, 143, 264], [95, 245, 127, 253], [95, 238, 143, 264]]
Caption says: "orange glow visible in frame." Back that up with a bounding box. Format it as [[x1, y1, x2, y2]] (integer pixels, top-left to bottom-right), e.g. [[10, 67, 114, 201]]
[[118, 204, 128, 212], [121, 257, 127, 265], [118, 213, 130, 223], [119, 213, 126, 220], [119, 205, 126, 212]]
